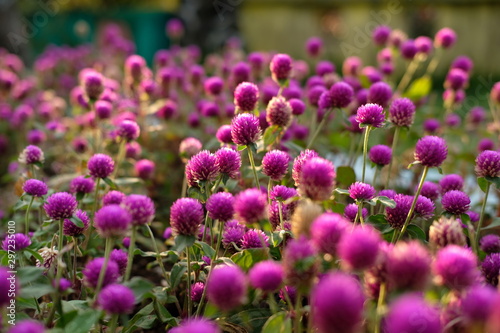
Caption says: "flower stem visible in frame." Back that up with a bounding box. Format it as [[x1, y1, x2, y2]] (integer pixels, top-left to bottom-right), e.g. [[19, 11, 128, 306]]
[[124, 226, 137, 281], [294, 291, 302, 333], [384, 127, 400, 189], [25, 196, 34, 236], [95, 237, 113, 297], [108, 314, 119, 333], [475, 182, 491, 255], [278, 201, 284, 231], [186, 247, 192, 317], [396, 166, 429, 242], [374, 282, 387, 333], [396, 59, 419, 94], [247, 147, 260, 188], [307, 108, 332, 149], [145, 224, 168, 279], [113, 139, 127, 178], [355, 202, 365, 226], [361, 126, 372, 183]]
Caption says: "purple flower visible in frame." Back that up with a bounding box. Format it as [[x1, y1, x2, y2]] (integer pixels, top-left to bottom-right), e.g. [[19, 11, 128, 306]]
[[27, 129, 46, 145], [102, 190, 126, 206], [283, 236, 317, 291], [88, 154, 114, 179], [429, 216, 466, 249], [322, 82, 355, 110], [231, 61, 250, 86], [222, 220, 245, 249], [478, 138, 494, 152], [122, 194, 155, 226], [414, 136, 448, 167], [434, 27, 457, 49], [452, 55, 473, 73], [83, 257, 119, 288], [414, 195, 435, 219], [262, 150, 289, 181], [423, 118, 440, 133], [134, 159, 155, 180], [70, 175, 95, 194], [315, 60, 335, 76], [385, 194, 412, 229], [372, 25, 391, 46], [44, 192, 78, 220], [98, 284, 135, 314], [191, 282, 205, 302], [124, 55, 146, 81], [434, 245, 479, 290], [369, 145, 392, 166], [7, 320, 45, 333], [292, 149, 319, 186], [355, 103, 385, 128], [306, 36, 323, 57], [364, 242, 392, 299], [179, 137, 202, 163], [389, 97, 416, 127], [270, 185, 297, 202], [206, 192, 234, 221], [348, 182, 376, 201], [491, 82, 500, 104], [367, 82, 392, 108], [298, 157, 336, 201], [344, 203, 367, 223], [441, 190, 470, 215], [446, 68, 468, 91], [420, 181, 439, 201], [241, 229, 269, 249], [117, 120, 140, 142], [185, 150, 219, 186], [338, 225, 381, 271], [214, 147, 241, 180], [72, 137, 88, 153], [234, 188, 267, 224], [308, 85, 327, 107], [266, 96, 292, 127], [63, 209, 90, 237], [415, 36, 433, 55], [468, 106, 486, 124], [22, 179, 48, 197], [204, 77, 224, 96], [2, 233, 31, 252], [19, 145, 44, 164], [110, 249, 128, 275], [170, 198, 204, 236], [125, 142, 142, 159], [400, 39, 417, 59], [234, 82, 259, 112], [0, 267, 17, 306], [170, 318, 220, 333], [311, 213, 348, 256], [480, 234, 500, 254], [482, 253, 500, 286], [82, 70, 104, 100], [378, 189, 396, 199], [475, 150, 500, 178], [95, 100, 112, 119], [94, 205, 132, 238], [206, 265, 247, 311], [462, 285, 497, 323], [387, 241, 431, 291], [311, 272, 365, 333], [230, 113, 262, 146], [288, 98, 305, 116], [249, 260, 284, 292], [439, 174, 464, 195], [384, 295, 442, 333], [215, 125, 233, 144], [270, 53, 292, 83]]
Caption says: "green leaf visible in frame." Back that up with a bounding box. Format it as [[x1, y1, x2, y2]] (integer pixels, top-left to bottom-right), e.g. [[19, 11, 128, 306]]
[[170, 263, 187, 289], [114, 177, 143, 186], [231, 248, 269, 272], [334, 188, 350, 196], [374, 196, 396, 209], [478, 177, 489, 193], [174, 235, 196, 253], [368, 214, 388, 227], [20, 284, 54, 299], [153, 299, 174, 324], [17, 266, 45, 285], [33, 161, 44, 168], [485, 176, 500, 189], [70, 216, 84, 228], [460, 213, 471, 225], [406, 224, 426, 241], [76, 192, 85, 201], [13, 200, 28, 211], [227, 308, 273, 333], [102, 177, 117, 189], [237, 145, 247, 151], [24, 248, 44, 263], [407, 161, 421, 169], [271, 230, 286, 247], [194, 241, 215, 258], [187, 186, 204, 201], [336, 166, 356, 188], [262, 312, 292, 333], [263, 125, 281, 148], [249, 142, 258, 154], [403, 75, 432, 100], [124, 277, 154, 302], [64, 309, 101, 333], [482, 218, 500, 230], [382, 228, 395, 242]]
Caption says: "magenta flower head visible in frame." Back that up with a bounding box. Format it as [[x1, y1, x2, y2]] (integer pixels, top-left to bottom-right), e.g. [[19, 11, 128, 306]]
[[414, 136, 448, 167], [185, 150, 219, 186], [288, 98, 306, 116], [179, 137, 202, 163], [98, 284, 135, 314], [70, 175, 95, 194], [355, 103, 385, 128], [215, 147, 241, 180], [420, 181, 439, 201], [166, 18, 184, 38], [480, 234, 500, 254], [102, 190, 126, 206], [315, 60, 335, 76], [44, 192, 78, 220], [429, 216, 466, 249], [400, 39, 418, 60], [126, 142, 142, 159], [475, 150, 500, 178], [23, 179, 48, 197], [110, 249, 128, 275], [415, 36, 433, 55], [234, 82, 259, 112], [82, 70, 104, 100], [434, 27, 457, 49], [230, 113, 262, 146], [206, 192, 234, 221], [63, 209, 89, 237], [311, 213, 349, 256], [344, 203, 368, 223], [266, 96, 292, 128], [491, 82, 500, 105], [190, 282, 204, 303], [441, 190, 470, 215], [262, 150, 289, 181], [434, 245, 479, 290], [462, 285, 497, 323], [349, 182, 376, 201], [338, 225, 381, 271], [117, 120, 140, 142], [468, 106, 486, 124], [270, 53, 292, 84], [292, 149, 319, 186], [234, 188, 267, 224], [95, 100, 112, 120], [170, 198, 204, 236], [7, 320, 45, 333], [27, 129, 46, 145], [222, 220, 245, 249], [231, 62, 251, 86], [88, 153, 114, 179], [384, 294, 442, 333], [323, 81, 355, 110], [124, 55, 146, 82], [389, 97, 416, 127], [387, 241, 431, 291], [122, 194, 155, 226], [478, 138, 494, 152], [241, 229, 269, 249], [369, 144, 392, 166], [445, 68, 469, 91], [482, 253, 500, 286], [249, 260, 283, 292], [367, 82, 392, 108], [283, 236, 318, 291], [170, 318, 220, 333], [134, 159, 155, 180], [94, 205, 132, 238], [204, 76, 224, 97], [19, 145, 44, 165], [2, 233, 31, 252], [306, 36, 323, 57], [385, 194, 412, 229], [378, 189, 396, 199], [298, 157, 336, 201], [83, 257, 119, 288], [215, 125, 233, 144], [372, 25, 391, 46], [207, 265, 247, 311], [439, 174, 464, 194]]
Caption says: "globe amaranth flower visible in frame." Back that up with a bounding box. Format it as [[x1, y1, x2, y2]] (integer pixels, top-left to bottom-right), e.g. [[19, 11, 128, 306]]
[[482, 253, 500, 286], [7, 320, 45, 333], [241, 229, 269, 249], [94, 204, 132, 238], [170, 198, 204, 236], [19, 145, 44, 165], [420, 181, 439, 201], [269, 185, 297, 203], [364, 242, 393, 299], [414, 195, 435, 219], [315, 60, 335, 76], [439, 174, 464, 195], [369, 145, 392, 166], [367, 82, 392, 108], [95, 100, 112, 119], [110, 249, 128, 275], [480, 234, 500, 254], [475, 150, 500, 178], [44, 192, 78, 220], [400, 39, 418, 60], [63, 209, 90, 237], [206, 192, 234, 221], [292, 149, 319, 187], [461, 285, 497, 323], [270, 53, 292, 83], [230, 113, 262, 146], [348, 182, 376, 201], [445, 68, 469, 91], [125, 142, 142, 159], [82, 70, 104, 100], [282, 236, 318, 291], [441, 190, 470, 215], [344, 203, 367, 223], [415, 36, 433, 55], [215, 125, 233, 144], [414, 136, 448, 167], [288, 98, 306, 116], [355, 103, 385, 128], [134, 159, 155, 180], [70, 175, 95, 194], [88, 154, 114, 179], [423, 118, 440, 133], [231, 61, 251, 86], [433, 245, 479, 290], [234, 82, 259, 112], [22, 179, 48, 197], [179, 137, 202, 163], [248, 260, 283, 292], [214, 147, 241, 180], [320, 81, 355, 110], [98, 284, 135, 314], [102, 190, 126, 206], [27, 129, 46, 145], [306, 36, 323, 57], [372, 25, 391, 46], [222, 220, 245, 249], [468, 106, 486, 124], [122, 194, 155, 226], [2, 233, 31, 252], [311, 213, 349, 256], [389, 97, 416, 127], [206, 265, 247, 311], [378, 189, 396, 199], [338, 225, 381, 271], [429, 216, 466, 249], [234, 188, 267, 224], [185, 150, 219, 187], [434, 27, 457, 49], [117, 120, 140, 142], [298, 157, 336, 202], [384, 295, 442, 333], [477, 138, 495, 152], [204, 76, 224, 96], [308, 85, 327, 107], [262, 150, 289, 181], [385, 194, 412, 229], [311, 272, 365, 333], [266, 96, 292, 128], [83, 257, 119, 289], [170, 318, 220, 333], [386, 241, 431, 291]]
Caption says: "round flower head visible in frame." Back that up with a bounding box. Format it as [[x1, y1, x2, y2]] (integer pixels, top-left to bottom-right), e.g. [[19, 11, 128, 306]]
[[117, 120, 140, 142], [384, 295, 442, 333], [385, 194, 412, 229], [367, 82, 392, 108], [435, 27, 457, 49], [98, 284, 135, 314], [308, 85, 327, 107], [206, 192, 234, 221], [389, 97, 416, 127], [122, 194, 155, 226], [400, 39, 417, 60], [439, 174, 464, 195], [94, 204, 132, 238], [124, 55, 146, 81], [415, 36, 433, 55], [386, 241, 431, 291], [63, 209, 90, 237], [170, 198, 204, 236], [475, 150, 500, 178], [134, 159, 155, 180], [249, 260, 284, 292], [19, 145, 44, 165], [348, 182, 376, 201], [204, 76, 224, 96], [270, 53, 292, 83], [446, 68, 468, 91], [434, 245, 478, 290], [344, 203, 367, 223], [88, 154, 114, 179], [262, 150, 289, 181], [372, 25, 391, 46], [288, 98, 306, 116], [27, 129, 46, 145], [414, 195, 435, 219], [369, 144, 392, 166], [414, 136, 448, 167], [2, 233, 31, 252], [189, 282, 205, 303], [179, 137, 202, 163], [185, 150, 219, 186], [338, 225, 381, 271], [468, 106, 486, 124], [306, 36, 323, 57], [170, 318, 220, 333], [378, 189, 396, 200], [215, 147, 241, 180], [482, 253, 500, 286], [316, 60, 335, 76], [83, 257, 119, 288], [102, 190, 126, 206], [292, 149, 319, 186], [311, 272, 365, 333], [234, 188, 267, 224], [7, 320, 45, 333], [420, 181, 439, 201], [326, 81, 355, 109], [215, 125, 233, 144], [207, 265, 247, 311], [230, 113, 262, 146], [478, 138, 495, 152], [311, 213, 348, 256], [23, 179, 48, 197], [429, 216, 466, 249], [266, 96, 292, 128], [70, 175, 95, 194], [231, 61, 250, 85], [355, 103, 385, 128], [125, 142, 142, 159], [95, 100, 112, 119], [461, 285, 497, 323], [222, 220, 245, 249], [72, 137, 88, 154], [44, 192, 78, 220], [298, 157, 336, 201], [234, 82, 259, 112], [241, 229, 269, 249], [82, 70, 104, 100], [110, 249, 128, 275], [480, 234, 500, 254], [441, 190, 470, 215], [491, 82, 500, 104], [283, 236, 317, 291]]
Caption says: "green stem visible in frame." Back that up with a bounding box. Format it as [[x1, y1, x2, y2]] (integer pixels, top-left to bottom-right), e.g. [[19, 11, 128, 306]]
[[396, 166, 429, 242], [355, 202, 365, 225], [95, 237, 113, 297], [384, 127, 400, 189], [424, 48, 442, 77], [113, 139, 127, 178], [307, 108, 332, 149], [145, 224, 168, 279], [212, 175, 222, 193], [396, 59, 419, 94], [124, 226, 137, 281], [278, 201, 284, 231], [47, 219, 66, 326], [374, 283, 387, 333], [361, 126, 372, 183], [181, 166, 188, 197], [475, 182, 491, 255], [186, 247, 192, 317], [30, 164, 36, 179], [83, 177, 101, 250], [268, 293, 278, 313], [25, 196, 35, 236], [247, 147, 260, 188], [294, 291, 302, 333], [267, 178, 273, 205], [108, 314, 119, 333]]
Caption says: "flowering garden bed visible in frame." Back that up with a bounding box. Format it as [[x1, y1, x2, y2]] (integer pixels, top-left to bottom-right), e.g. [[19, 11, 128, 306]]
[[1, 20, 500, 333]]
